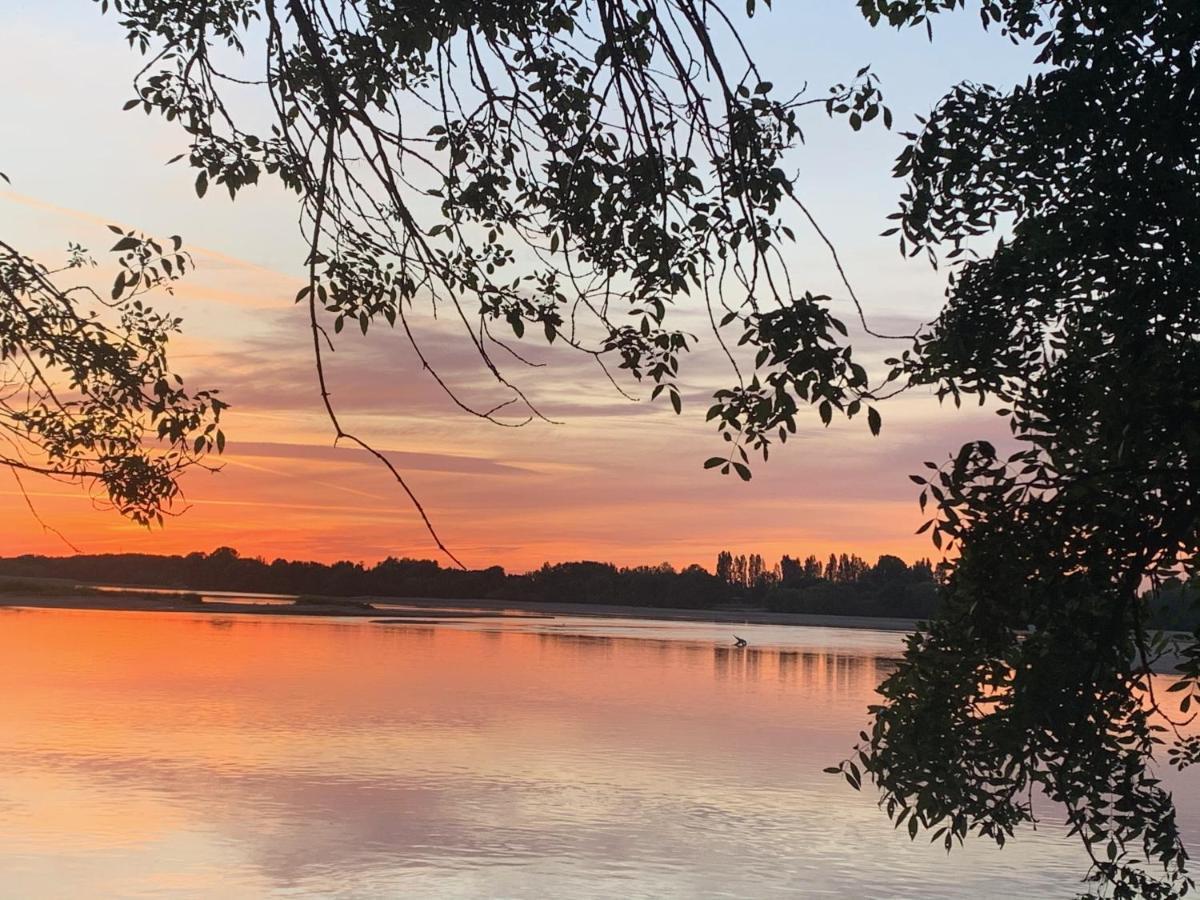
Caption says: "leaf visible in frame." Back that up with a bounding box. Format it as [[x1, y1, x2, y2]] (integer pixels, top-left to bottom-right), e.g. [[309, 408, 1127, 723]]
[[195, 170, 208, 198], [732, 462, 751, 481], [703, 457, 725, 469], [867, 407, 881, 436]]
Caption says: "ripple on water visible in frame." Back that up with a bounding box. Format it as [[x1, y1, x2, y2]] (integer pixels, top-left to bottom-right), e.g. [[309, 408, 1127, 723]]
[[0, 607, 1195, 899]]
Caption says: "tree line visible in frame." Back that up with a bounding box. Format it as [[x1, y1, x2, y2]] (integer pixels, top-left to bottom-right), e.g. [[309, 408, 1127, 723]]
[[7, 549, 1191, 632], [716, 549, 934, 587], [0, 548, 933, 617], [4, 547, 1192, 633], [716, 549, 939, 618]]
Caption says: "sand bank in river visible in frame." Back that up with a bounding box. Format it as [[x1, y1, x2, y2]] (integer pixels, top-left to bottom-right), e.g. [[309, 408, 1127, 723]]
[[3, 590, 1189, 672], [0, 588, 921, 631]]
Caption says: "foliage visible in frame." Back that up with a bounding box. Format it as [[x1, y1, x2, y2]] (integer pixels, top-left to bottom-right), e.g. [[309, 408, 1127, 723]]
[[822, 2, 1200, 896], [93, 0, 893, 560], [0, 229, 225, 526]]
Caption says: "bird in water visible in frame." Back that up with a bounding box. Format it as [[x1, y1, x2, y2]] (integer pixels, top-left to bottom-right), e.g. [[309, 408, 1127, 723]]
[[733, 635, 748, 648]]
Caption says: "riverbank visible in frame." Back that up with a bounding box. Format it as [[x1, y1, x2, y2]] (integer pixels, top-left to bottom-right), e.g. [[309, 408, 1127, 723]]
[[0, 581, 923, 631], [2, 586, 1190, 673]]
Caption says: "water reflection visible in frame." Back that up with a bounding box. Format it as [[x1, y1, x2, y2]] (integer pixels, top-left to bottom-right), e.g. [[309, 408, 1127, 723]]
[[0, 608, 1195, 899], [711, 646, 882, 691]]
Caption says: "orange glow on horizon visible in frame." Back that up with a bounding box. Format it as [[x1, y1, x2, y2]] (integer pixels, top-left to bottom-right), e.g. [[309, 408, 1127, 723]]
[[0, 191, 997, 573]]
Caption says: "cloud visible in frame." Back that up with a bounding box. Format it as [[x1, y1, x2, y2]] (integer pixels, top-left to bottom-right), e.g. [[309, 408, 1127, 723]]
[[231, 440, 532, 477]]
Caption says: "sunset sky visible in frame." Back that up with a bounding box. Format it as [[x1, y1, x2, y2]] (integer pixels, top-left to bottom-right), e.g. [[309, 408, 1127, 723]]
[[1, 1, 1033, 571]]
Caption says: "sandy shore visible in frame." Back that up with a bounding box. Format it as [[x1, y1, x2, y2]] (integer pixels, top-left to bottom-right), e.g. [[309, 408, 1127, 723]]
[[0, 590, 923, 632]]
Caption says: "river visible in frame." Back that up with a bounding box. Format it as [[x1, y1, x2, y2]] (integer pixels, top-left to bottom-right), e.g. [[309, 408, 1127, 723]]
[[0, 605, 1195, 898]]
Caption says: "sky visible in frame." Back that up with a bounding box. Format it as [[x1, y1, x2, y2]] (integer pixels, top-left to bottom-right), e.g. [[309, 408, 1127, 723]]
[[0, 1, 1034, 572]]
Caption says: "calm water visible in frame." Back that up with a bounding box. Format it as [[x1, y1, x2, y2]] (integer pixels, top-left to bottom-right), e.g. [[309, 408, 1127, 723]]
[[1, 606, 1196, 899]]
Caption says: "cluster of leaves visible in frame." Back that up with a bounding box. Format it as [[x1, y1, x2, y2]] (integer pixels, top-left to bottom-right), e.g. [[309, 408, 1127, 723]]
[[0, 229, 225, 525], [95, 0, 893, 497], [826, 1, 1200, 896], [706, 293, 880, 478]]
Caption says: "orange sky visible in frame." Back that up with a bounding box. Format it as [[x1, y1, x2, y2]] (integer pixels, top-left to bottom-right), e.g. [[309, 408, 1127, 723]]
[[0, 187, 1002, 571], [0, 3, 1021, 573]]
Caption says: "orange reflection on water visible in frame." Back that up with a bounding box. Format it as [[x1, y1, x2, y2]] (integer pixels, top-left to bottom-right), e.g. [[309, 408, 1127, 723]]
[[2, 606, 1189, 899]]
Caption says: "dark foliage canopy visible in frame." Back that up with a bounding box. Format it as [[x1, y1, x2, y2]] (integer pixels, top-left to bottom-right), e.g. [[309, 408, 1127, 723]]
[[824, 2, 1200, 897]]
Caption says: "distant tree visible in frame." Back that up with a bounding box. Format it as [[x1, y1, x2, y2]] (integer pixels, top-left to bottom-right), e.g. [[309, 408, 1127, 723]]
[[869, 554, 908, 584], [779, 554, 803, 584], [748, 553, 765, 586], [716, 551, 734, 585], [732, 554, 749, 589], [911, 557, 934, 583]]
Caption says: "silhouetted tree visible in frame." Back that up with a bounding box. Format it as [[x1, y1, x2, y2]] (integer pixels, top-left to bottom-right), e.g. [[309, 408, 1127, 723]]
[[731, 554, 748, 589], [715, 551, 734, 585], [748, 553, 764, 586], [829, 2, 1200, 895], [779, 554, 803, 584]]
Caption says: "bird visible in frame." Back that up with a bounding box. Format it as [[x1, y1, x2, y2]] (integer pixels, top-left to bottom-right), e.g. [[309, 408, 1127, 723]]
[[733, 635, 748, 647]]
